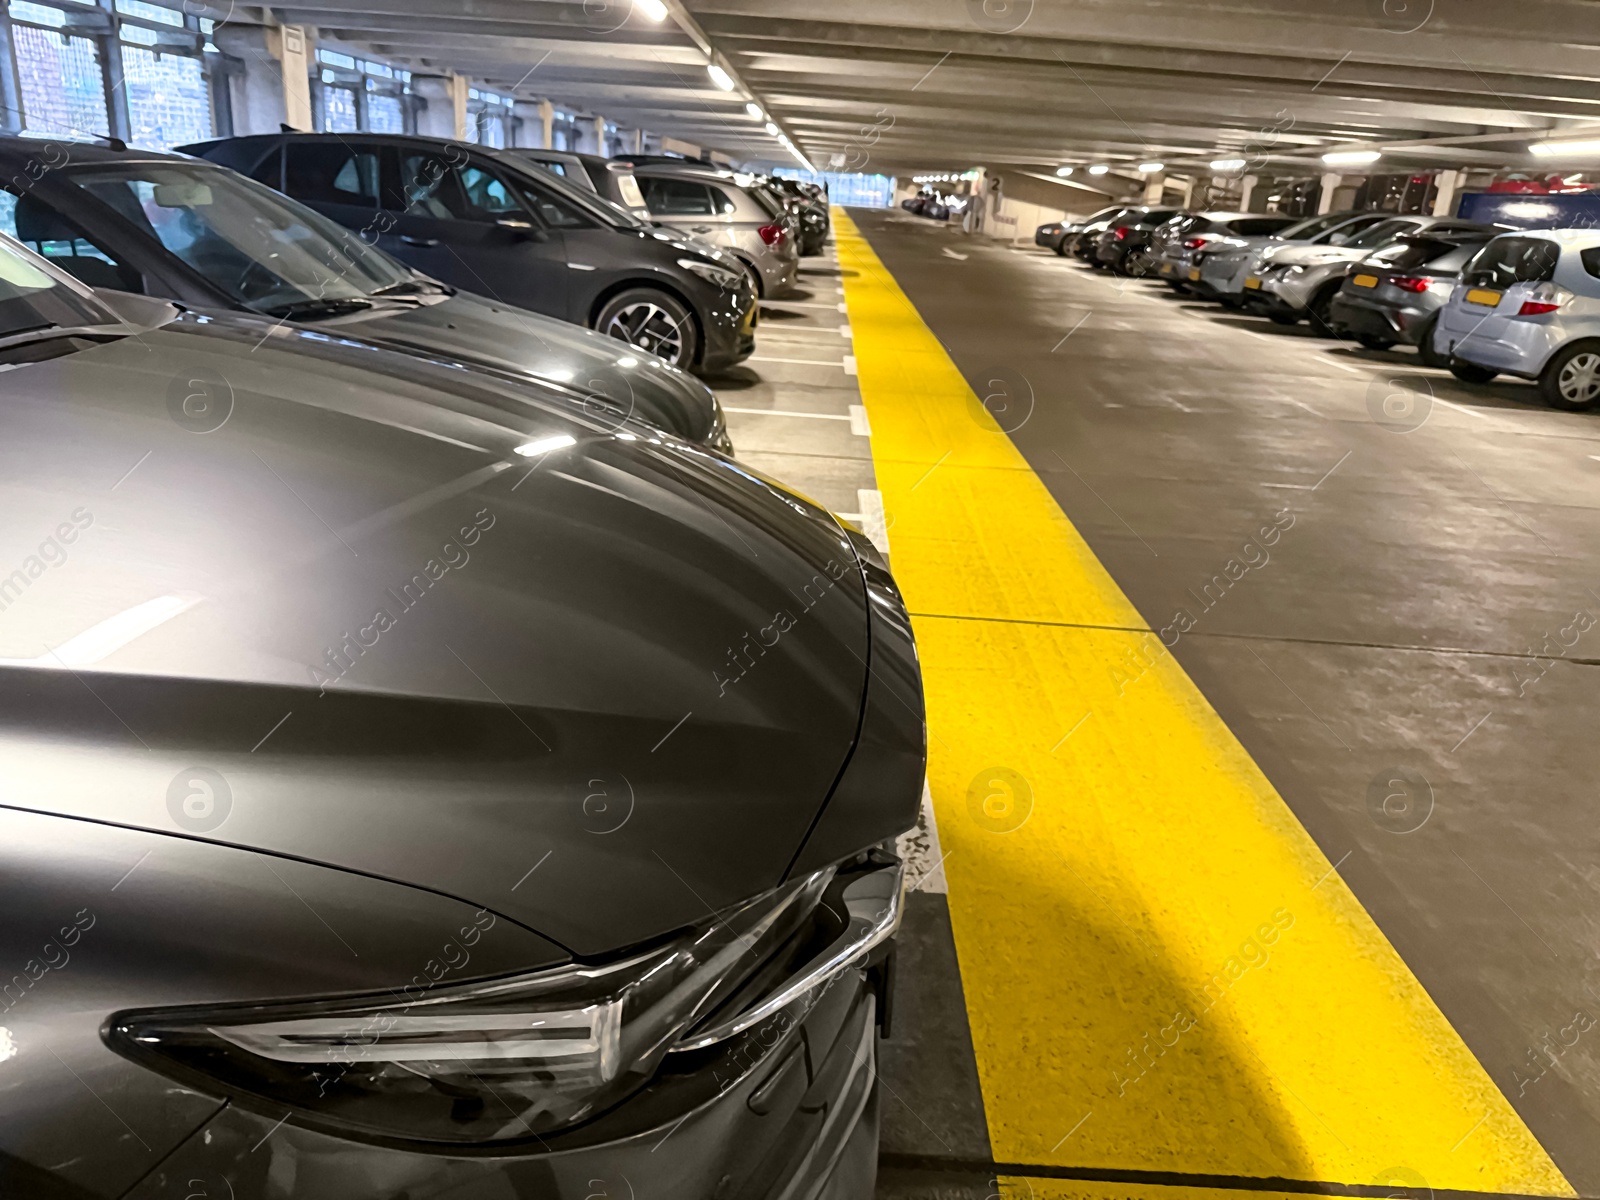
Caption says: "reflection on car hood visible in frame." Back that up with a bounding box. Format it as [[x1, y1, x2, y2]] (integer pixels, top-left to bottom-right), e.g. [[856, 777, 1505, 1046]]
[[1266, 244, 1369, 267], [335, 291, 720, 445], [0, 312, 869, 955]]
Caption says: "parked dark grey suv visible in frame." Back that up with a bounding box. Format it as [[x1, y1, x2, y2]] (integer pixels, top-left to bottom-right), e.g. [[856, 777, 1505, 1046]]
[[0, 235, 923, 1198], [182, 133, 757, 375], [0, 138, 729, 450]]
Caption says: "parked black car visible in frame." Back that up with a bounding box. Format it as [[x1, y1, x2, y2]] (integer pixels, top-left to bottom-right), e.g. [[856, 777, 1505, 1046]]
[[505, 147, 651, 220], [1036, 205, 1125, 255], [0, 138, 729, 449], [1328, 231, 1495, 362], [1070, 206, 1136, 261], [765, 175, 829, 256], [1092, 206, 1182, 274], [0, 233, 923, 1199], [181, 133, 756, 375]]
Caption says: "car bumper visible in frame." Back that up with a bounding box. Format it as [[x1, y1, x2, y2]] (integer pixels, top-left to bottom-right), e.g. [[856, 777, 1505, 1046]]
[[1330, 292, 1441, 345], [700, 283, 759, 372], [1435, 309, 1564, 378], [126, 975, 884, 1200]]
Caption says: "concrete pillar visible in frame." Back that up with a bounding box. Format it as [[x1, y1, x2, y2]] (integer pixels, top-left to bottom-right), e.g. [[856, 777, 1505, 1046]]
[[1432, 168, 1460, 217], [512, 100, 543, 147], [632, 127, 644, 154], [1316, 172, 1341, 215], [593, 116, 607, 156], [539, 100, 554, 150], [1142, 170, 1165, 203], [412, 73, 467, 141], [217, 23, 313, 135], [1180, 176, 1196, 207], [1238, 174, 1258, 211]]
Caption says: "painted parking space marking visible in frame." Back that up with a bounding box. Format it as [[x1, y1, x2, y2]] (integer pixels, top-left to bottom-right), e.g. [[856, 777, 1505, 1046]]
[[832, 208, 1572, 1196]]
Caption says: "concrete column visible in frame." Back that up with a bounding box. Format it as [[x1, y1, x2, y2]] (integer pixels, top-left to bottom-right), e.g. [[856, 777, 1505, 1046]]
[[1180, 176, 1196, 207], [1238, 174, 1258, 211], [632, 127, 644, 154], [512, 100, 543, 147], [217, 23, 313, 135], [539, 99, 554, 150], [1142, 170, 1165, 203], [1432, 168, 1460, 217], [1316, 172, 1341, 215], [593, 116, 607, 156], [412, 73, 467, 141]]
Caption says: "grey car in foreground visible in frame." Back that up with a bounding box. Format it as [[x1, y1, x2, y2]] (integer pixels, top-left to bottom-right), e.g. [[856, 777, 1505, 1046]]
[[0, 235, 924, 1198], [0, 139, 729, 450]]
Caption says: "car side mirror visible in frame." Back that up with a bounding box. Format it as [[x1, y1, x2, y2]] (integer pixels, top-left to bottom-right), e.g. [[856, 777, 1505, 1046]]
[[496, 218, 548, 243]]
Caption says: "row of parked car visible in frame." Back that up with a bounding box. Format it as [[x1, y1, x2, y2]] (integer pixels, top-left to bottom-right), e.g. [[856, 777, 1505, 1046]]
[[0, 136, 920, 1196], [1038, 203, 1600, 410]]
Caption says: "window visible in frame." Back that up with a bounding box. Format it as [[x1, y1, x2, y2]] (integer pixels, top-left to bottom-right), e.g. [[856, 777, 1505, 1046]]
[[367, 91, 404, 134], [704, 186, 739, 216], [315, 47, 409, 135], [1462, 237, 1560, 289], [397, 152, 468, 218], [1321, 215, 1393, 246], [321, 82, 359, 133], [122, 44, 214, 151], [456, 165, 523, 220], [0, 188, 141, 291], [508, 176, 592, 228], [10, 8, 111, 140], [247, 146, 284, 188], [1581, 247, 1600, 281], [640, 178, 714, 216], [285, 144, 383, 208]]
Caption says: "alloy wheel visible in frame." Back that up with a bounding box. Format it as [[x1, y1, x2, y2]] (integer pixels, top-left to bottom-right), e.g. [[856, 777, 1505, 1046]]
[[604, 302, 686, 364], [1558, 351, 1600, 405]]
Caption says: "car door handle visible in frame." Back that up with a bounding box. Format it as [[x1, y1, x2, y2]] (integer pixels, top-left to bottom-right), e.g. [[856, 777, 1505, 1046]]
[[690, 225, 713, 233], [400, 235, 440, 248]]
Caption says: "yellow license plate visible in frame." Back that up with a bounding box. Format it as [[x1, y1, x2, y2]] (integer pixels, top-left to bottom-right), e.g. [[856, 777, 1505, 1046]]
[[1160, 263, 1173, 275], [1466, 288, 1503, 307], [1352, 274, 1379, 288], [1244, 277, 1263, 290], [1188, 268, 1202, 281]]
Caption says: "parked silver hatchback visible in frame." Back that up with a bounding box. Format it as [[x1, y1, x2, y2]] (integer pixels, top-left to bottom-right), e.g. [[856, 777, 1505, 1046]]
[[1433, 229, 1600, 409], [634, 165, 800, 299]]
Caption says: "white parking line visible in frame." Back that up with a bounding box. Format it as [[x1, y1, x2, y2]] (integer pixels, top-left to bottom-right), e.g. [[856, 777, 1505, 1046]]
[[763, 300, 842, 310], [722, 406, 850, 421], [849, 404, 872, 436], [843, 355, 858, 376], [749, 355, 847, 368], [857, 488, 889, 554], [839, 324, 853, 338]]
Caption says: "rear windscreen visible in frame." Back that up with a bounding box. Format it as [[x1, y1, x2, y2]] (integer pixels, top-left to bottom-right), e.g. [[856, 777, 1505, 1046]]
[[1461, 237, 1559, 288]]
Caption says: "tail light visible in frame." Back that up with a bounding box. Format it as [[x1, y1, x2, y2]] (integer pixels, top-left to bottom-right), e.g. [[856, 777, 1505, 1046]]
[[1182, 237, 1207, 249], [1113, 226, 1130, 241], [758, 224, 786, 247], [1517, 282, 1567, 316], [1388, 275, 1430, 293]]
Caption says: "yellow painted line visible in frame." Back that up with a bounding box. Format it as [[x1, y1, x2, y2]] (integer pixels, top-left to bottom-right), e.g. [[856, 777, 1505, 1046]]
[[833, 208, 1571, 1196]]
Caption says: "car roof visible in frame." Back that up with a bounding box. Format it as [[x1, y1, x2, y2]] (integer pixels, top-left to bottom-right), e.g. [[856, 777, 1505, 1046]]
[[0, 134, 191, 167], [1493, 226, 1600, 249]]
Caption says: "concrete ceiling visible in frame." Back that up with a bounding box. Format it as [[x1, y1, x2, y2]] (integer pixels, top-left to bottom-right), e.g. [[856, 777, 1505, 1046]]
[[264, 0, 1600, 183]]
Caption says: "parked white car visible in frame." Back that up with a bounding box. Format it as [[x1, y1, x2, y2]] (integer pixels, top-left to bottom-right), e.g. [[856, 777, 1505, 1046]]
[[1432, 229, 1600, 409]]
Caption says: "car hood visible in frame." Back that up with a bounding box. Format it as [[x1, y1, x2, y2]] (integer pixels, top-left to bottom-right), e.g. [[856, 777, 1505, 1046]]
[[326, 291, 723, 445], [0, 312, 869, 956], [1267, 244, 1369, 267]]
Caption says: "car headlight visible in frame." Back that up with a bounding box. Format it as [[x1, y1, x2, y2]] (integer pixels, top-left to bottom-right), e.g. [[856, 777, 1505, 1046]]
[[677, 257, 744, 290], [107, 867, 852, 1144]]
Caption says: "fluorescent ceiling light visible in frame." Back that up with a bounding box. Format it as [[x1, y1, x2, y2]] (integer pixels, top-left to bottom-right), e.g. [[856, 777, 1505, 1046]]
[[1137, 161, 1164, 173], [1056, 166, 1074, 176], [1322, 149, 1381, 165], [706, 63, 735, 91], [765, 122, 779, 135], [1211, 158, 1246, 171], [515, 434, 577, 457], [634, 0, 668, 20], [1530, 137, 1600, 157], [1088, 164, 1109, 175], [745, 101, 763, 119]]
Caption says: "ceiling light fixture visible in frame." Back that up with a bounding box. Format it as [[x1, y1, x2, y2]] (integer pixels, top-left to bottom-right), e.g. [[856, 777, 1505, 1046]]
[[1088, 164, 1109, 175], [634, 0, 668, 20], [1137, 161, 1164, 173], [706, 63, 735, 91], [745, 101, 763, 119], [1211, 158, 1246, 171], [765, 122, 779, 135], [1529, 136, 1600, 157], [1322, 149, 1381, 165], [1056, 166, 1074, 176]]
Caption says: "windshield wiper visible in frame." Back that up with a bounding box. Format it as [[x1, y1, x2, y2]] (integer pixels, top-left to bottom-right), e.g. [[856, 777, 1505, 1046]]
[[370, 279, 455, 299], [256, 297, 376, 320], [0, 324, 123, 351]]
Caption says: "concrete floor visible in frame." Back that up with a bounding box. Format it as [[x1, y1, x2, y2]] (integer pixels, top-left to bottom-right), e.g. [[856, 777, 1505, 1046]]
[[840, 207, 1600, 1195]]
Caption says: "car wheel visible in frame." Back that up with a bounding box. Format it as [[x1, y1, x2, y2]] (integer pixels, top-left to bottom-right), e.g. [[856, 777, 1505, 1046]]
[[1448, 358, 1498, 384], [1220, 296, 1245, 310], [1357, 333, 1395, 351], [1307, 285, 1342, 337], [1416, 314, 1449, 368], [1053, 240, 1068, 257], [1539, 342, 1600, 410], [595, 289, 699, 370]]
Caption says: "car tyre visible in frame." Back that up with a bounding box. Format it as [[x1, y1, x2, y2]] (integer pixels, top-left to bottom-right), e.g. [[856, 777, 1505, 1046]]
[[595, 288, 700, 371], [1052, 240, 1068, 257], [1538, 341, 1600, 410], [1307, 285, 1342, 337], [1448, 358, 1498, 384], [1416, 314, 1449, 368], [1357, 333, 1396, 351]]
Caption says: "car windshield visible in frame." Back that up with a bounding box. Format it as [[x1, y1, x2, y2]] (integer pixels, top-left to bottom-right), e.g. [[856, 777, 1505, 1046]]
[[64, 162, 415, 312], [1342, 218, 1418, 250], [492, 154, 647, 228], [0, 232, 115, 338]]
